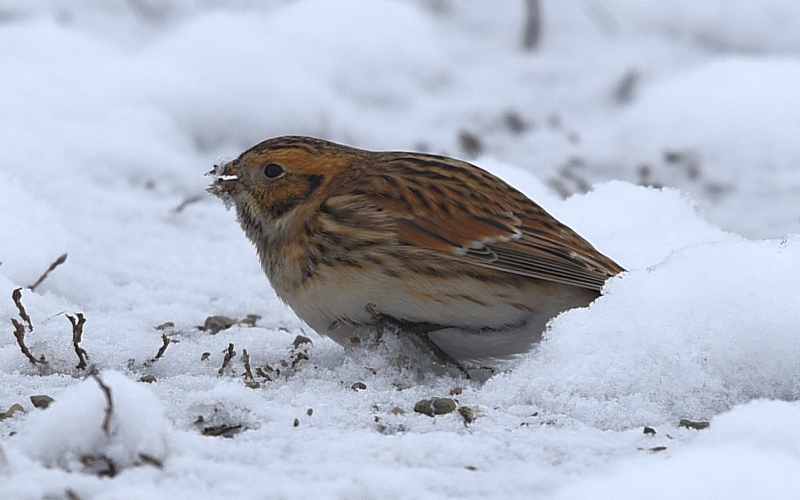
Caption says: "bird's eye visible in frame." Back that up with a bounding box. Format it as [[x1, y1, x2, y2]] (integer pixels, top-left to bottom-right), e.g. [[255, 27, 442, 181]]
[[264, 163, 285, 179]]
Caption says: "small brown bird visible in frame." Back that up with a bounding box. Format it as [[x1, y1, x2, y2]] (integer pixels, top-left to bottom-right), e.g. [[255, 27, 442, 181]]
[[208, 136, 623, 368]]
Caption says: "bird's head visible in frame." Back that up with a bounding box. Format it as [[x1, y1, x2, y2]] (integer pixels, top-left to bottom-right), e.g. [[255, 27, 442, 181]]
[[207, 136, 358, 241]]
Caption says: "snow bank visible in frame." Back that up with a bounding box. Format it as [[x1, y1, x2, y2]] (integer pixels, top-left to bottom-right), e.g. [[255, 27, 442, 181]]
[[14, 371, 172, 472], [487, 232, 800, 429], [553, 400, 800, 500]]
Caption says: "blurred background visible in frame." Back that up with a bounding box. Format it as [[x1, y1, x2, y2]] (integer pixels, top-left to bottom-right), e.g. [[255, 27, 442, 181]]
[[2, 0, 799, 238]]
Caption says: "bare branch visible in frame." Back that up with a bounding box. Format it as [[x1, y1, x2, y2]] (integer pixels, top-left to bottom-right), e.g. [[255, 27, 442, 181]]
[[125, 0, 171, 24], [217, 343, 236, 375], [146, 334, 171, 366], [28, 253, 68, 292], [172, 194, 203, 213], [88, 368, 113, 436], [137, 452, 163, 469], [12, 288, 33, 331], [67, 313, 89, 370], [11, 318, 38, 364], [522, 0, 542, 51], [613, 68, 641, 104], [242, 349, 254, 381], [241, 348, 260, 388]]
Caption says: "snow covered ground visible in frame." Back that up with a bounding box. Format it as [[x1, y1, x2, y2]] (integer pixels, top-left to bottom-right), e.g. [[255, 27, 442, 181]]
[[2, 1, 800, 498]]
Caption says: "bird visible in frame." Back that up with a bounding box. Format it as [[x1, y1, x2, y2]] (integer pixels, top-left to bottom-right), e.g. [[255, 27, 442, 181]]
[[207, 135, 624, 370]]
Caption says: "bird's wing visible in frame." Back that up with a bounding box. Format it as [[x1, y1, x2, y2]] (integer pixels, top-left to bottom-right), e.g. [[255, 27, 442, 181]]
[[394, 213, 622, 290], [359, 153, 624, 291]]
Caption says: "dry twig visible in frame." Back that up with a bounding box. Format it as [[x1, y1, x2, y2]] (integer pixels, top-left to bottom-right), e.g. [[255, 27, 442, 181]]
[[67, 313, 89, 370], [522, 0, 542, 50], [80, 454, 116, 478], [11, 318, 38, 364], [288, 336, 312, 370], [614, 68, 641, 104], [152, 334, 171, 361], [126, 0, 170, 23], [137, 452, 164, 469], [241, 348, 260, 388], [218, 343, 236, 375], [254, 364, 273, 381], [172, 194, 203, 213], [12, 288, 33, 331], [28, 253, 67, 292], [88, 368, 113, 436], [242, 349, 254, 381], [679, 419, 710, 430]]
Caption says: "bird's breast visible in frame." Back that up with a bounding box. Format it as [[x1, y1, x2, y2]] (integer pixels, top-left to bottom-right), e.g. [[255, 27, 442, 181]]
[[278, 261, 595, 343]]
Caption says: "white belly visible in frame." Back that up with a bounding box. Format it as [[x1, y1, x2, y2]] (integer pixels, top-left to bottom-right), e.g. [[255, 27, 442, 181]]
[[279, 265, 595, 363]]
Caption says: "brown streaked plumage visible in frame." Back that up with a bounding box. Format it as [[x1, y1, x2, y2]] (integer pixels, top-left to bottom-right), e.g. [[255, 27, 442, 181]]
[[207, 136, 624, 367]]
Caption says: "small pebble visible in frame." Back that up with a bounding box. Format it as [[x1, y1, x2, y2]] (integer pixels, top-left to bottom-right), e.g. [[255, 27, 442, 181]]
[[30, 395, 55, 409], [0, 404, 25, 420], [458, 406, 476, 425], [202, 315, 236, 334], [679, 419, 710, 430], [414, 397, 456, 417]]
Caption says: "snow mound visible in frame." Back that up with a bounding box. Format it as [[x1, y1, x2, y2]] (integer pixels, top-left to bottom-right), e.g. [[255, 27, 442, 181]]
[[486, 235, 800, 429], [552, 400, 800, 500], [14, 371, 172, 474]]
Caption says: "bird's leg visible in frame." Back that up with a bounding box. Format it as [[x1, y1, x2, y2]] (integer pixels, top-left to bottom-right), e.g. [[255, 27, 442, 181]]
[[364, 303, 470, 378]]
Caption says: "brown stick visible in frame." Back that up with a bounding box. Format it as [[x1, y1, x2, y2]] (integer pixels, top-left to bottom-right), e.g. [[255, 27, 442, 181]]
[[172, 194, 203, 213], [218, 343, 236, 375], [28, 253, 68, 292], [67, 313, 88, 370], [522, 0, 542, 51], [88, 368, 113, 436], [242, 349, 254, 382], [11, 318, 38, 364], [12, 288, 33, 331], [153, 334, 170, 360]]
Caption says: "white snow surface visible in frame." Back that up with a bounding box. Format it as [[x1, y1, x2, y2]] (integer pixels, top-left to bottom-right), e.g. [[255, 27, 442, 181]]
[[2, 1, 800, 498]]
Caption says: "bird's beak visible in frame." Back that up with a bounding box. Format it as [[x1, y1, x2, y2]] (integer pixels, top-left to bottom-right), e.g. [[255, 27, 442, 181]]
[[206, 160, 243, 208]]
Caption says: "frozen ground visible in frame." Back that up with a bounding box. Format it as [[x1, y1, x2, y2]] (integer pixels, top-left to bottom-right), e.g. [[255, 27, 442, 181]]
[[1, 1, 800, 498]]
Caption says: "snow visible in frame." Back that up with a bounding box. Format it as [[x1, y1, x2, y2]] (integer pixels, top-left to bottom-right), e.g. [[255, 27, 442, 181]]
[[2, 1, 800, 498], [16, 371, 171, 472], [553, 401, 800, 500]]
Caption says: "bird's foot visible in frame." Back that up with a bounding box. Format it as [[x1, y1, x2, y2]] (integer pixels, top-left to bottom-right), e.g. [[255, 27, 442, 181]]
[[364, 303, 471, 378]]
